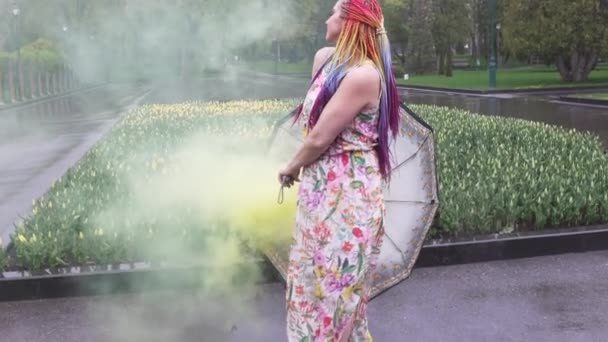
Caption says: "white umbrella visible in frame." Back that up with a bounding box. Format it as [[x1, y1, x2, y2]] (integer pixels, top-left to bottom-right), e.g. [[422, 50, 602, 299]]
[[265, 104, 439, 298]]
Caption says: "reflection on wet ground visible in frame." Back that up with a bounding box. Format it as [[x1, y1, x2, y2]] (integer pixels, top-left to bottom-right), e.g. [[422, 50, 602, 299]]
[[401, 89, 608, 149]]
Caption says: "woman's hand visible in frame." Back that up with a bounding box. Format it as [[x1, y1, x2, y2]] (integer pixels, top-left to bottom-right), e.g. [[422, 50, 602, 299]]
[[278, 164, 300, 188]]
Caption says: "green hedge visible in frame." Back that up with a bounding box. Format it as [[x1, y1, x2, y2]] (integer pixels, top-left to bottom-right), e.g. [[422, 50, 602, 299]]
[[0, 241, 6, 271], [3, 100, 607, 272], [0, 38, 63, 73]]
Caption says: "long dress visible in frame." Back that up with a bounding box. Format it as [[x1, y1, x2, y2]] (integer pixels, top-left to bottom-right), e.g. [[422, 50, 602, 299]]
[[286, 63, 385, 342]]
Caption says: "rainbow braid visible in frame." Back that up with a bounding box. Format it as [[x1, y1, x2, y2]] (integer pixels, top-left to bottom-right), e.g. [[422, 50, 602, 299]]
[[296, 0, 400, 180]]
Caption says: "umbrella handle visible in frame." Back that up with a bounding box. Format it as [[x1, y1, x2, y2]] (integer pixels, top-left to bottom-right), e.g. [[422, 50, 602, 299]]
[[277, 176, 294, 204]]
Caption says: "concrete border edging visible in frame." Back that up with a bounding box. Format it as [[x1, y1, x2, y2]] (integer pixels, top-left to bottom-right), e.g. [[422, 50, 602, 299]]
[[2, 225, 606, 302], [416, 225, 608, 267], [0, 258, 276, 302]]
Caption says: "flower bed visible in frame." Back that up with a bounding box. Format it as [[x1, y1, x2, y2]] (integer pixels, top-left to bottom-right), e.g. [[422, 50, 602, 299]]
[[419, 104, 608, 238], [2, 100, 607, 273], [0, 238, 6, 271], [6, 100, 298, 274]]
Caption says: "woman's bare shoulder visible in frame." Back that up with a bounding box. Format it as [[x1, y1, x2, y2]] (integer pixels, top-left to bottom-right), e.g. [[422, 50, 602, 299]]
[[315, 47, 335, 62], [339, 64, 381, 103], [311, 47, 336, 77]]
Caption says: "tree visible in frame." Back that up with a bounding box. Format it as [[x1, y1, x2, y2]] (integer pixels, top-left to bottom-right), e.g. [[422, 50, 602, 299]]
[[503, 0, 608, 82], [431, 0, 470, 76], [382, 0, 411, 66], [404, 0, 435, 74]]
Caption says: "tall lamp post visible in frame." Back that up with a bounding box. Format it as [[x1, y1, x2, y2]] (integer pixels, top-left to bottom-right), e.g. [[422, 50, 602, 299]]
[[62, 25, 69, 91], [272, 35, 279, 75], [12, 2, 23, 100], [488, 0, 497, 89]]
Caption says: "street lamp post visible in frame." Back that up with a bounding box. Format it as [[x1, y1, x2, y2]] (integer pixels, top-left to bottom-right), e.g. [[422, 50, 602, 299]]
[[272, 36, 279, 75], [62, 26, 70, 90], [488, 0, 497, 89], [12, 3, 24, 100]]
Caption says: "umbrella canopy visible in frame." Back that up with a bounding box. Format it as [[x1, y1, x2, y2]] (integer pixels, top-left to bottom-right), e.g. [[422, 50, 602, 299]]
[[266, 103, 439, 299]]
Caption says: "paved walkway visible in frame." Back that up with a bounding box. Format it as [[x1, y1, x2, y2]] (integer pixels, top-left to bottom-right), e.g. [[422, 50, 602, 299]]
[[1, 251, 606, 341], [0, 85, 151, 244]]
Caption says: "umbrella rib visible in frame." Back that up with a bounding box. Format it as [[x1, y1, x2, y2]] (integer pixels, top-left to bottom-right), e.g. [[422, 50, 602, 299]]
[[383, 232, 406, 258], [393, 133, 431, 169]]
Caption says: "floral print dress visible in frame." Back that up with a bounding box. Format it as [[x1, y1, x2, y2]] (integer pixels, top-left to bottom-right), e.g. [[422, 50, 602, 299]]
[[286, 64, 385, 342]]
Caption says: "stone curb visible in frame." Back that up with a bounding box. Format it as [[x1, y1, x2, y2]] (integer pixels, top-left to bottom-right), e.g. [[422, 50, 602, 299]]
[[3, 225, 605, 302], [0, 258, 277, 302], [416, 225, 608, 267]]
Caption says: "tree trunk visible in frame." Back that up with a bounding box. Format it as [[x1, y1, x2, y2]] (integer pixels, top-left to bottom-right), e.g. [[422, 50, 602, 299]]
[[446, 46, 453, 77], [18, 62, 25, 101], [180, 46, 185, 79], [503, 51, 511, 65], [9, 61, 16, 102], [29, 65, 37, 98], [557, 49, 599, 83], [471, 32, 478, 66], [37, 70, 44, 97], [438, 50, 446, 75], [53, 72, 59, 94], [556, 55, 573, 82], [0, 70, 4, 105], [574, 49, 598, 82], [45, 72, 51, 95]]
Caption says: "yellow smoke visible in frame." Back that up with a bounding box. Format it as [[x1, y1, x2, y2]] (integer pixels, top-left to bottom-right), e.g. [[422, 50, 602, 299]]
[[122, 132, 297, 260]]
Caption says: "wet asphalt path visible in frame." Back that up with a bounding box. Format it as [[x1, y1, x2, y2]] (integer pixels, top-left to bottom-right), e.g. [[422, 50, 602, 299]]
[[1, 250, 607, 341]]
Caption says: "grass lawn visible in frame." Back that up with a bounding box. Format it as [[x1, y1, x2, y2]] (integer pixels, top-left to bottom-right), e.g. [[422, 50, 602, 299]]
[[397, 66, 608, 90], [573, 93, 608, 100], [245, 60, 312, 76]]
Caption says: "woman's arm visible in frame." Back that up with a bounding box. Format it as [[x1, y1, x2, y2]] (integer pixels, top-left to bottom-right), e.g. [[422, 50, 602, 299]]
[[279, 65, 380, 184]]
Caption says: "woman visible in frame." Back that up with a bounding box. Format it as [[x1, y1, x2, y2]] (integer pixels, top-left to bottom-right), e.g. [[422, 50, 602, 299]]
[[277, 0, 400, 340]]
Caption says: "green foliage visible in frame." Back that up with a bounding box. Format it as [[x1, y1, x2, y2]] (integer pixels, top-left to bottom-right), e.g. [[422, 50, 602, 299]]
[[20, 38, 62, 70], [431, 0, 470, 76], [404, 0, 436, 74], [503, 0, 608, 81], [382, 0, 412, 58], [0, 39, 62, 73], [414, 104, 608, 238], [0, 241, 7, 272]]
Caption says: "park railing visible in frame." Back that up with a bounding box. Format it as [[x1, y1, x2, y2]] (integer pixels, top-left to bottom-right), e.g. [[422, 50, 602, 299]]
[[0, 59, 79, 106]]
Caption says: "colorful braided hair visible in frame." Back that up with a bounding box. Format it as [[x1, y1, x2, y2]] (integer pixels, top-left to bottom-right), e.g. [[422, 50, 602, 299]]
[[295, 0, 400, 180]]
